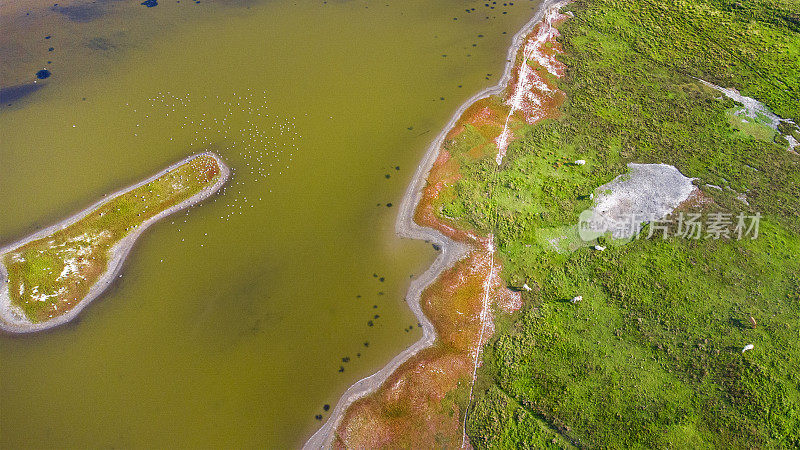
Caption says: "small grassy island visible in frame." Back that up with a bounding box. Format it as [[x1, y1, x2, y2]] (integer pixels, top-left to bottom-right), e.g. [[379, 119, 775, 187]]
[[0, 152, 229, 333]]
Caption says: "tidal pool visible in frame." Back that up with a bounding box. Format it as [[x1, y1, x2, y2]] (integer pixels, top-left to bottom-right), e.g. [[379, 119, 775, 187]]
[[1, 0, 542, 446]]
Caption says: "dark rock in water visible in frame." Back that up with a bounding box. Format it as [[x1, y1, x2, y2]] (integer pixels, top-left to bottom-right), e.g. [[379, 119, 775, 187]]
[[432, 243, 441, 251], [141, 0, 158, 6], [1, 83, 44, 104], [367, 320, 373, 327], [315, 414, 322, 420], [338, 366, 344, 373], [323, 404, 330, 411], [36, 69, 51, 79], [386, 203, 392, 207]]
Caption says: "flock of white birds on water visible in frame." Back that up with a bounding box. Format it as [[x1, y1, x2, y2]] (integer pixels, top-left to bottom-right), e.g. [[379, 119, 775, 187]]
[[122, 88, 302, 247]]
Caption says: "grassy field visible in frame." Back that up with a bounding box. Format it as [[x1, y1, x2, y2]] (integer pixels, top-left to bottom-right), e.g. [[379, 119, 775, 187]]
[[437, 0, 800, 447], [2, 154, 223, 323]]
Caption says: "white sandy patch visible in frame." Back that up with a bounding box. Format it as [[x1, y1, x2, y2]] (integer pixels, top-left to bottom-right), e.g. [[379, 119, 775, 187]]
[[495, 4, 566, 165], [580, 163, 696, 239], [699, 79, 798, 151]]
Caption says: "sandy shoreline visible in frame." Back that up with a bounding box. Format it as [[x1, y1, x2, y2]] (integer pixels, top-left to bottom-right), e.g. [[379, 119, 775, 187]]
[[0, 152, 230, 334], [303, 0, 565, 446]]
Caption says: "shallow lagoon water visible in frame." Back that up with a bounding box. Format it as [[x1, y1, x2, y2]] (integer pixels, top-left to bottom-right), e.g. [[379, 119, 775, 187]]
[[1, 0, 542, 446]]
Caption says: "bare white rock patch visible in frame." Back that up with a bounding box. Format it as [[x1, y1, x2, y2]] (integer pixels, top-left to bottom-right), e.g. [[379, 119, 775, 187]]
[[698, 79, 799, 152], [580, 163, 696, 239]]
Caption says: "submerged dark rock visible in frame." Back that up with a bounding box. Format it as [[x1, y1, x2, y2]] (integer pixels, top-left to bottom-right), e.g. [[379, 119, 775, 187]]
[[36, 69, 51, 79], [141, 0, 158, 7]]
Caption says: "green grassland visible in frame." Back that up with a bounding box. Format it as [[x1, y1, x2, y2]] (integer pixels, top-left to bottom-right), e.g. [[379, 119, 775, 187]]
[[2, 154, 222, 323], [440, 0, 800, 447]]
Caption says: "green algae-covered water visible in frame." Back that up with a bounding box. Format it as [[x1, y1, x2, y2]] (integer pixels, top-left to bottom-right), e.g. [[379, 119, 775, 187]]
[[0, 0, 541, 446]]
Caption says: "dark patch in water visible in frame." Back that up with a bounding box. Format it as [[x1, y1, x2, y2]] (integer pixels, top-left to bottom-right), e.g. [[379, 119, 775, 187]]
[[51, 3, 105, 22], [36, 69, 51, 79], [0, 83, 44, 104], [141, 0, 158, 7], [87, 37, 116, 51]]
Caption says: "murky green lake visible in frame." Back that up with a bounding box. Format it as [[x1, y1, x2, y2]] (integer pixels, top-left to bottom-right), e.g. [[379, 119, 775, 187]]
[[0, 0, 540, 446]]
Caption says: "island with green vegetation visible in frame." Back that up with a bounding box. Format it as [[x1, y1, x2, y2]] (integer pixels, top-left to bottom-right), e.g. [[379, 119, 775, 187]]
[[0, 152, 229, 333]]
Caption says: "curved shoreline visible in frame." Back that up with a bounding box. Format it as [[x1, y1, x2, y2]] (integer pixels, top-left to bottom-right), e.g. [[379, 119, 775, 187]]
[[0, 152, 230, 334], [303, 0, 563, 446]]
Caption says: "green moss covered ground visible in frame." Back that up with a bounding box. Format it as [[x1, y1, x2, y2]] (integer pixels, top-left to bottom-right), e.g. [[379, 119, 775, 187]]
[[449, 0, 800, 447]]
